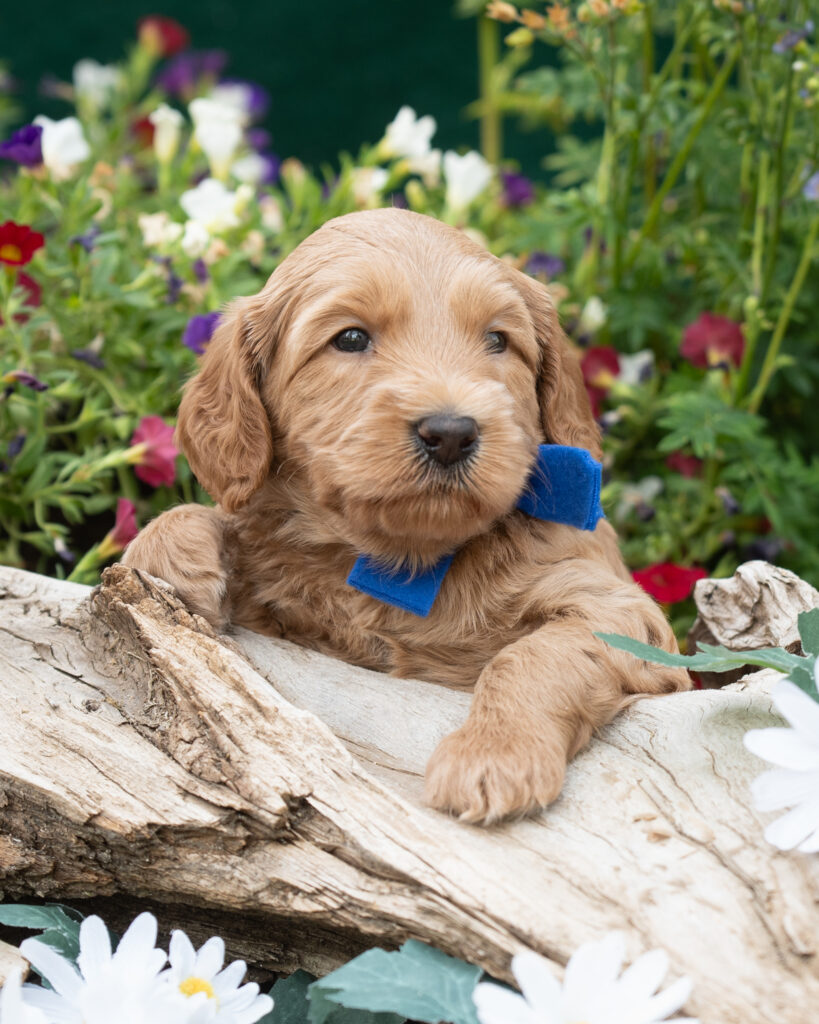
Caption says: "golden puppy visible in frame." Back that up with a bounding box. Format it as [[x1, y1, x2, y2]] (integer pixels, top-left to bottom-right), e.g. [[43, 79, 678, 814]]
[[124, 208, 688, 823]]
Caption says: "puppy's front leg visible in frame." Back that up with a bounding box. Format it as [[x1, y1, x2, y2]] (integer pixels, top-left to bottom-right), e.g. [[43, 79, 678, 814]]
[[121, 504, 230, 629], [425, 576, 689, 824]]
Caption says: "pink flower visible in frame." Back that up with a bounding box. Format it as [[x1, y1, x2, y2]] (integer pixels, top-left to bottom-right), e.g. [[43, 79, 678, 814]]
[[665, 452, 703, 478], [680, 313, 745, 369], [130, 415, 178, 487], [96, 499, 139, 561], [581, 346, 620, 417], [633, 562, 708, 603]]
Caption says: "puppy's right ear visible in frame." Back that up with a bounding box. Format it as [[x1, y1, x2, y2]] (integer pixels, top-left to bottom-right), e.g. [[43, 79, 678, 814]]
[[176, 298, 273, 512]]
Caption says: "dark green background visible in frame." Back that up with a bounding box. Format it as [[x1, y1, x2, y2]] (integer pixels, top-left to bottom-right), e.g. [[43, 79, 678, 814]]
[[0, 1, 541, 171]]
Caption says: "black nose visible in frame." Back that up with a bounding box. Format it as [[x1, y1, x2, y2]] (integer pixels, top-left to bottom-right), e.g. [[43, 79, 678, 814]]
[[415, 414, 479, 467]]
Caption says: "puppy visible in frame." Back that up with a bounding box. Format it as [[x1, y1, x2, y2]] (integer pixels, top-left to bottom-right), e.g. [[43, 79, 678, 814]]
[[124, 208, 689, 823]]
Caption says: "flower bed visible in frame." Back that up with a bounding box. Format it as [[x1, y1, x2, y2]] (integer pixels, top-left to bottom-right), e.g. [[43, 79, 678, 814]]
[[0, 3, 817, 644]]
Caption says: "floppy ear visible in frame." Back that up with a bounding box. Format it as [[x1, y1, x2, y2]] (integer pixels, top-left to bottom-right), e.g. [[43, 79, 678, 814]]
[[512, 268, 602, 461], [176, 297, 273, 512]]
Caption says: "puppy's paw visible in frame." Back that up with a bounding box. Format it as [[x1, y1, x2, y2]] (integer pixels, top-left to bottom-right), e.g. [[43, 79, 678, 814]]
[[122, 505, 229, 630], [424, 724, 566, 825]]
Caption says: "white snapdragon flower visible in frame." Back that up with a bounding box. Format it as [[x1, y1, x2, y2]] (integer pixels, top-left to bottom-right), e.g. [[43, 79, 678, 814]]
[[19, 913, 193, 1024], [443, 150, 493, 211], [181, 219, 211, 257], [163, 930, 273, 1022], [231, 152, 269, 185], [180, 178, 246, 233], [0, 968, 48, 1024], [32, 115, 90, 181], [408, 148, 442, 186], [618, 350, 654, 386], [579, 296, 608, 334], [383, 105, 437, 160], [351, 167, 389, 206], [474, 933, 697, 1024], [138, 211, 183, 249], [744, 673, 819, 852], [149, 103, 185, 165], [208, 83, 255, 124], [73, 59, 121, 111], [189, 98, 244, 181]]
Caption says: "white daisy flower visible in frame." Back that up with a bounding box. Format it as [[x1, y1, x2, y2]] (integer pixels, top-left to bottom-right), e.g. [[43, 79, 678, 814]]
[[163, 930, 273, 1023], [350, 167, 389, 206], [743, 673, 819, 852], [383, 106, 437, 160], [32, 116, 90, 181], [19, 912, 193, 1024], [474, 933, 697, 1024], [443, 150, 493, 211], [189, 98, 244, 181], [73, 59, 121, 111], [0, 967, 49, 1024], [180, 178, 244, 234]]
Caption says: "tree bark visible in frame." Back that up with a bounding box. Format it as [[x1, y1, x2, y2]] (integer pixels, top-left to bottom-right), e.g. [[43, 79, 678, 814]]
[[0, 563, 817, 1023]]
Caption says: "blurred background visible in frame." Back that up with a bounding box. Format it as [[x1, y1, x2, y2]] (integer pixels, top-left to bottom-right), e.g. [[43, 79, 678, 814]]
[[2, 0, 547, 172]]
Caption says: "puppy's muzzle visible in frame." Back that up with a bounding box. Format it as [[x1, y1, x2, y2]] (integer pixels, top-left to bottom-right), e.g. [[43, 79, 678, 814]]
[[415, 414, 479, 467]]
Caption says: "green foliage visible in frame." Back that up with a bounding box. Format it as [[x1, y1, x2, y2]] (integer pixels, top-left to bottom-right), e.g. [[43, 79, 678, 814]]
[[308, 941, 481, 1024], [0, 903, 83, 963]]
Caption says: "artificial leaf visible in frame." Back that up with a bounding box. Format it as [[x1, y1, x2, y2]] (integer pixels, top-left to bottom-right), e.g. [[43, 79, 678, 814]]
[[310, 984, 403, 1024], [309, 941, 481, 1024], [785, 662, 819, 700], [260, 970, 314, 1024], [797, 608, 819, 657], [0, 904, 83, 968], [596, 633, 805, 674]]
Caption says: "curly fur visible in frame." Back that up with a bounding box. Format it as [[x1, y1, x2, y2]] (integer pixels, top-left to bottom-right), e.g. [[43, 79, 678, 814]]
[[124, 209, 689, 823]]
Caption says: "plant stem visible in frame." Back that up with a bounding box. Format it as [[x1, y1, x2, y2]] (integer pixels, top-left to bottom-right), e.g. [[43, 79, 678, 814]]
[[760, 62, 796, 303], [747, 214, 819, 414], [625, 43, 741, 270], [477, 17, 503, 166]]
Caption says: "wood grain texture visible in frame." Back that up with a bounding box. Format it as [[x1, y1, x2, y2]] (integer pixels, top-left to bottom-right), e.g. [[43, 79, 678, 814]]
[[0, 563, 817, 1022]]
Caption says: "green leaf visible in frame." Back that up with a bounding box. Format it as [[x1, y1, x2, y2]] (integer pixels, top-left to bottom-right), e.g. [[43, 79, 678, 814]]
[[310, 984, 403, 1024], [309, 941, 480, 1024], [797, 609, 819, 657], [595, 633, 806, 674], [0, 904, 83, 965], [786, 662, 819, 700], [260, 971, 315, 1024]]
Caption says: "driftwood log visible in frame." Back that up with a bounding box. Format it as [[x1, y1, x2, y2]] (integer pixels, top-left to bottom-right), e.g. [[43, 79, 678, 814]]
[[1, 561, 818, 1022]]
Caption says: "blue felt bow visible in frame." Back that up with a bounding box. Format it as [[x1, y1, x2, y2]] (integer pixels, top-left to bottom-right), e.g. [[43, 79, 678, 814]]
[[347, 443, 604, 617]]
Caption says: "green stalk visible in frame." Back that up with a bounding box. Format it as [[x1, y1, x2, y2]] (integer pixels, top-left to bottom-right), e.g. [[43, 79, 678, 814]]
[[760, 63, 796, 302], [477, 16, 503, 165], [625, 43, 741, 270], [748, 214, 819, 414], [642, 4, 656, 205]]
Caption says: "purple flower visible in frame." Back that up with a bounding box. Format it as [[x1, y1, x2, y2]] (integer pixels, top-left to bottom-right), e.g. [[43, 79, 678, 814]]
[[7, 433, 25, 459], [2, 370, 48, 392], [390, 192, 409, 210], [803, 171, 819, 201], [0, 124, 43, 167], [183, 312, 222, 355], [221, 78, 269, 120], [71, 348, 105, 369], [744, 537, 784, 562], [501, 170, 534, 207], [773, 20, 813, 53], [526, 251, 565, 277], [70, 225, 101, 252], [192, 258, 209, 283], [246, 127, 271, 151], [156, 50, 227, 98], [166, 268, 184, 305]]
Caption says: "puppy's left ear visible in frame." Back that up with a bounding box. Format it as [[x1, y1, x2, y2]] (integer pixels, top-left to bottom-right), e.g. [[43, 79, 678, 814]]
[[512, 268, 602, 460]]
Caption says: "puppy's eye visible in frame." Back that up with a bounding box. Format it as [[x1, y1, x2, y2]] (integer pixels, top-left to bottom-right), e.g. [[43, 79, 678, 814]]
[[486, 331, 507, 354], [332, 328, 372, 353]]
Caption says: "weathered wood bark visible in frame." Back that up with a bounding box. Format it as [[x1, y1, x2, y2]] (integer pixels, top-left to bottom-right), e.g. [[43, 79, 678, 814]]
[[688, 560, 819, 686], [1, 563, 818, 1023]]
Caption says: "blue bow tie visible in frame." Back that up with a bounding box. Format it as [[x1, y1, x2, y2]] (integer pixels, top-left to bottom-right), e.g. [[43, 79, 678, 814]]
[[347, 444, 604, 617]]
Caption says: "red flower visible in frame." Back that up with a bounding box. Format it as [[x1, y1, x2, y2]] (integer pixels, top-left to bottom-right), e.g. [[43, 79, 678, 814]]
[[130, 415, 179, 487], [0, 221, 45, 266], [665, 452, 703, 478], [680, 313, 745, 369], [111, 499, 139, 548], [633, 562, 708, 604], [138, 15, 190, 57], [131, 116, 156, 149], [581, 346, 620, 417]]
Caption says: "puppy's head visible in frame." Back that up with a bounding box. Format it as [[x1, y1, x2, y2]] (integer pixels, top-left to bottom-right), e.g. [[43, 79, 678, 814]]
[[177, 210, 600, 566]]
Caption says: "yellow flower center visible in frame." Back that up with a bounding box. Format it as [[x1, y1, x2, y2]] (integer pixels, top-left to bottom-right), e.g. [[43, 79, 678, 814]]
[[0, 244, 23, 263], [180, 976, 216, 1000]]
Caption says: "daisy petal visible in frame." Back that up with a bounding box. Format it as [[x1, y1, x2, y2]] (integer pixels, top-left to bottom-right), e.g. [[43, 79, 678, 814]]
[[169, 929, 197, 978], [751, 768, 819, 811], [635, 974, 692, 1024], [564, 932, 624, 1007], [195, 935, 225, 979], [235, 993, 275, 1024], [77, 915, 112, 981], [743, 728, 819, 771], [473, 982, 540, 1024], [114, 911, 158, 964], [511, 951, 563, 1018], [615, 949, 669, 1005], [771, 679, 819, 739], [797, 826, 819, 853], [19, 938, 83, 1000], [213, 958, 246, 994], [764, 795, 819, 850]]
